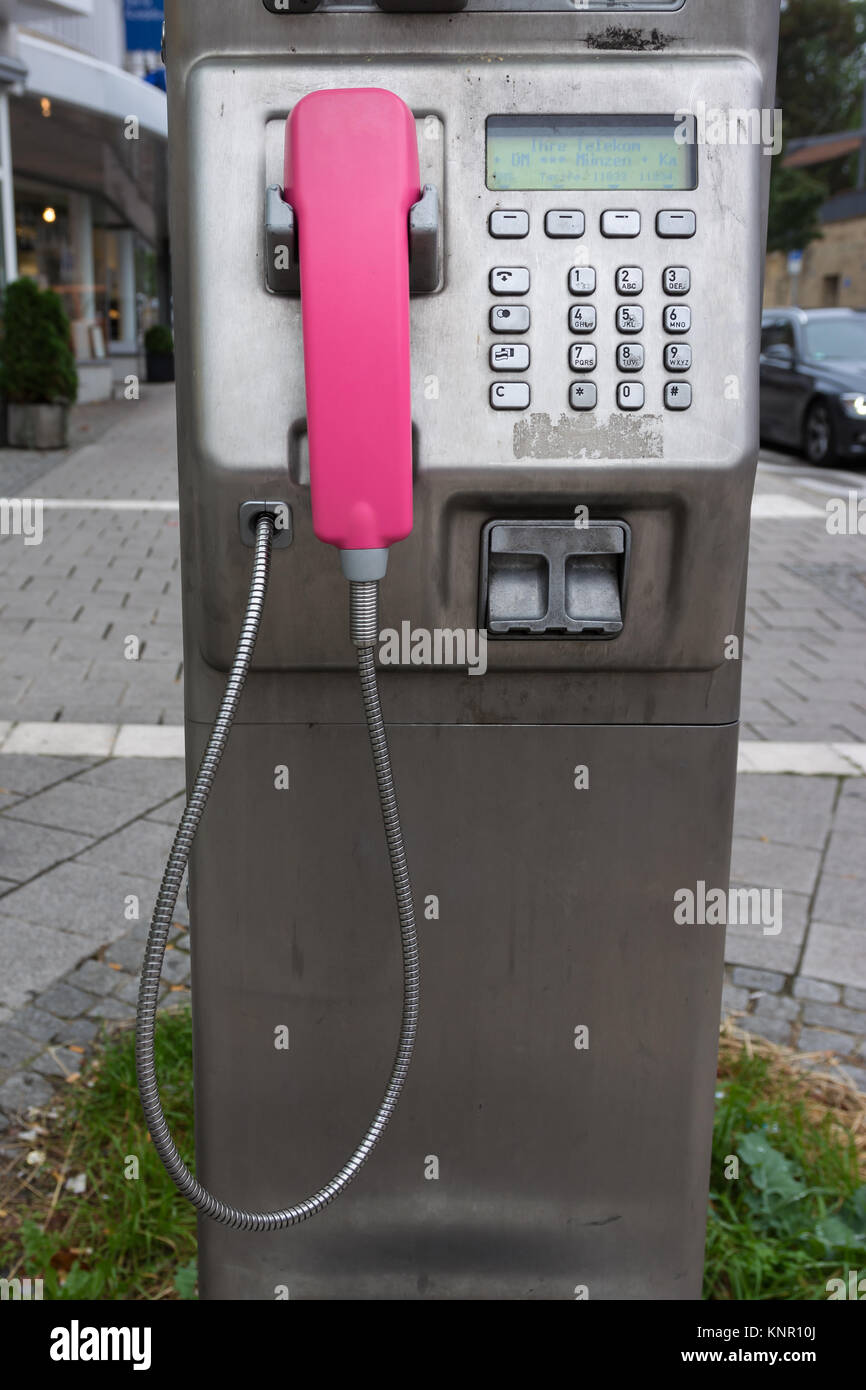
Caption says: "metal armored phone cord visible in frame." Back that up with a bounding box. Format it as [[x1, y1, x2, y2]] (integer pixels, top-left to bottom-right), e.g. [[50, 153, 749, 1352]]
[[135, 512, 420, 1229]]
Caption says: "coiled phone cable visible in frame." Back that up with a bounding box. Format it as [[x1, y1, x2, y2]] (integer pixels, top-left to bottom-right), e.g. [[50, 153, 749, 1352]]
[[135, 512, 420, 1229]]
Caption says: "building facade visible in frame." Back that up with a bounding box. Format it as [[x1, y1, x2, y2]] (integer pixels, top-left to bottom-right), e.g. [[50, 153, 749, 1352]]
[[765, 192, 866, 313], [0, 0, 167, 401]]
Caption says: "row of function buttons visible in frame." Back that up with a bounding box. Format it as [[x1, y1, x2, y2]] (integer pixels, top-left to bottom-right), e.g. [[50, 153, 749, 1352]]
[[490, 305, 692, 334], [490, 381, 693, 411], [489, 209, 696, 239], [489, 266, 690, 297], [491, 343, 692, 372]]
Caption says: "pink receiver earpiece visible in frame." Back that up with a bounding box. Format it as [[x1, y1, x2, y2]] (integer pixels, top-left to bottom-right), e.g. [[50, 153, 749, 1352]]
[[284, 88, 420, 579]]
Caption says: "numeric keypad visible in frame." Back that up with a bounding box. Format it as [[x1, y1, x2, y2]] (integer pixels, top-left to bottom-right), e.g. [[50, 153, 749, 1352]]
[[487, 206, 697, 415]]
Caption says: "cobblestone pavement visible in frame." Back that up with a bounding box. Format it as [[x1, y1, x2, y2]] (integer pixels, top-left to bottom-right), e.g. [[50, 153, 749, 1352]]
[[0, 392, 864, 1125]]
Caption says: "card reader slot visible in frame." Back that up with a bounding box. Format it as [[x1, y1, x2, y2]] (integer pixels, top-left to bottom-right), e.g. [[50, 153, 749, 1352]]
[[481, 519, 630, 639]]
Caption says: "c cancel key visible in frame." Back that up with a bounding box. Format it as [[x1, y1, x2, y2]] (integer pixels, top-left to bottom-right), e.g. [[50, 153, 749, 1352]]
[[491, 381, 530, 410]]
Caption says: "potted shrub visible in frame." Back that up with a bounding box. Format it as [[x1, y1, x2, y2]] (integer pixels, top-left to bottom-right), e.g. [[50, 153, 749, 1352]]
[[145, 324, 175, 383], [0, 279, 78, 450]]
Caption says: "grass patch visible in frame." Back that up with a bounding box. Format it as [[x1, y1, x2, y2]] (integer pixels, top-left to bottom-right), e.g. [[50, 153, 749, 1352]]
[[705, 1022, 866, 1300], [2, 1011, 865, 1299], [0, 1010, 197, 1300]]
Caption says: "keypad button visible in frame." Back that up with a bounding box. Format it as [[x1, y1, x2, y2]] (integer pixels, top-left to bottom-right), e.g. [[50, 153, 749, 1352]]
[[663, 304, 691, 334], [657, 210, 696, 238], [602, 210, 641, 238], [569, 305, 597, 333], [490, 343, 530, 371], [568, 267, 597, 296], [617, 304, 644, 334], [490, 267, 530, 295], [570, 381, 598, 411], [664, 342, 692, 372], [489, 210, 529, 238], [617, 343, 645, 372], [617, 381, 645, 411], [663, 266, 691, 295], [490, 382, 530, 410], [665, 381, 692, 410], [491, 305, 530, 333], [545, 210, 585, 238], [616, 266, 643, 296], [569, 343, 598, 372]]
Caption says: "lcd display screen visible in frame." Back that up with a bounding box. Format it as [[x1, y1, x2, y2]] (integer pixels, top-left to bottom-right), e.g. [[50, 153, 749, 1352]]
[[486, 115, 698, 192]]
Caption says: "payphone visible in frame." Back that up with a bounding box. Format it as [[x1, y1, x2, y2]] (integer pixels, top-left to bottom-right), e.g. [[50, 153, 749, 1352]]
[[138, 0, 781, 1298]]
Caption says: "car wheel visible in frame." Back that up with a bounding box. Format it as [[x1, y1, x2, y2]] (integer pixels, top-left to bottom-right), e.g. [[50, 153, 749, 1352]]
[[803, 400, 835, 467]]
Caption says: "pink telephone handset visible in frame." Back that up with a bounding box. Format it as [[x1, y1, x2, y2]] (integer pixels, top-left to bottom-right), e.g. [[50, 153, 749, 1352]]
[[284, 88, 420, 579]]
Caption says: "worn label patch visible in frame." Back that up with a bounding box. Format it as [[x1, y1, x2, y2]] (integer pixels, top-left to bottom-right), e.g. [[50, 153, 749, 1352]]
[[513, 412, 664, 461]]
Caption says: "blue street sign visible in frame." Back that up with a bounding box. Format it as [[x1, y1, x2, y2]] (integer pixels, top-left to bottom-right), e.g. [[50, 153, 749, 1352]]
[[787, 249, 804, 276], [125, 0, 164, 53]]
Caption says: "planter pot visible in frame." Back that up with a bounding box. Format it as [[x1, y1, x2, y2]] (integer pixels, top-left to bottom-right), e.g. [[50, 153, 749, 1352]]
[[146, 351, 175, 383], [7, 402, 70, 450]]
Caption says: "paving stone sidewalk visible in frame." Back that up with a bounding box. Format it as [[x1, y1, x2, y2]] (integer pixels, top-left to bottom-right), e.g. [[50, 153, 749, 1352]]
[[0, 385, 182, 725], [746, 464, 866, 743], [0, 753, 188, 1127], [0, 391, 864, 1124], [722, 772, 866, 1089]]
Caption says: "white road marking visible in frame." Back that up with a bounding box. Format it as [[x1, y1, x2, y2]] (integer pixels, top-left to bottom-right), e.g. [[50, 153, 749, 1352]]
[[759, 457, 866, 491], [737, 743, 866, 776], [38, 499, 179, 511], [2, 723, 117, 757], [750, 494, 825, 519], [112, 725, 186, 758], [1, 722, 184, 758], [0, 723, 863, 774], [3, 494, 834, 521], [793, 475, 866, 498], [6, 470, 860, 527]]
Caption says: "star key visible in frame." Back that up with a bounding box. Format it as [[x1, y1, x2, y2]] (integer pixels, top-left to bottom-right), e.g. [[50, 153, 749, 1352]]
[[570, 381, 598, 411]]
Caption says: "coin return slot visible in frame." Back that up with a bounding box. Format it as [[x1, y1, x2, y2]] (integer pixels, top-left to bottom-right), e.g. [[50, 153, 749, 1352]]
[[481, 520, 630, 639], [565, 554, 622, 634], [487, 553, 550, 628]]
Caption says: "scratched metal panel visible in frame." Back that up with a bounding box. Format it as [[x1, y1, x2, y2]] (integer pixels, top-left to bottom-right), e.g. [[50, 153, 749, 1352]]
[[191, 720, 737, 1300]]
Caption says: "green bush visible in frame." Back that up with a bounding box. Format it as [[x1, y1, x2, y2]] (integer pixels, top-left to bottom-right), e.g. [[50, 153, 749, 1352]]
[[0, 278, 78, 405], [145, 323, 174, 356]]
